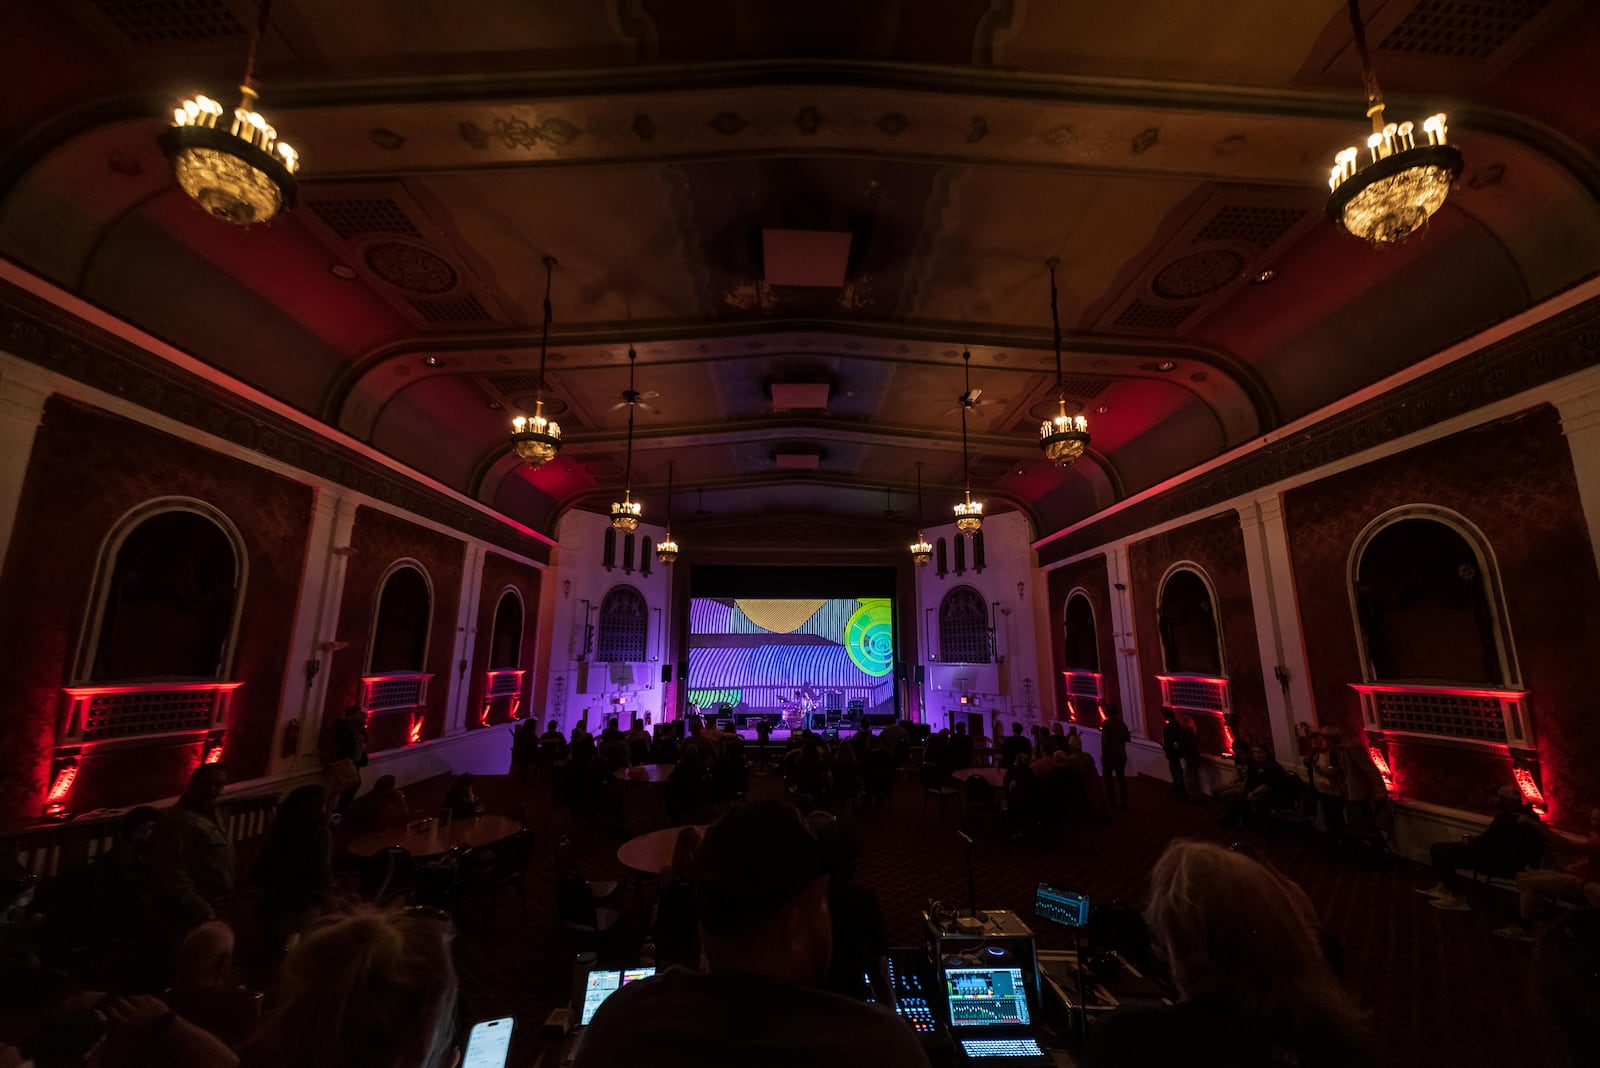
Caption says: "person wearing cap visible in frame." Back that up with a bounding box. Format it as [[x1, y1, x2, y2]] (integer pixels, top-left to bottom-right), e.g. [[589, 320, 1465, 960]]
[[573, 800, 930, 1068], [1417, 785, 1550, 911]]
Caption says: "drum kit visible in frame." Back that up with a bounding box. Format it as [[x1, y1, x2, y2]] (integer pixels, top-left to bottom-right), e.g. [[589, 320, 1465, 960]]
[[776, 689, 818, 730]]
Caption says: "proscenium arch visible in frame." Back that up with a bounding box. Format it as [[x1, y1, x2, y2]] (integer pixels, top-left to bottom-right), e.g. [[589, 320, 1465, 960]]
[[488, 584, 526, 670], [1062, 586, 1099, 673], [1345, 504, 1521, 689], [367, 559, 436, 675], [1155, 561, 1226, 677], [73, 496, 249, 685]]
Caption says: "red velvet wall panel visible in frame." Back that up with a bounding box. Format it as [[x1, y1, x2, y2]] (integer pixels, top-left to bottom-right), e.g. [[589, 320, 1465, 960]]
[[1045, 554, 1119, 727], [323, 507, 464, 753], [0, 398, 312, 826], [465, 553, 543, 729], [1126, 511, 1269, 754], [1282, 405, 1600, 827]]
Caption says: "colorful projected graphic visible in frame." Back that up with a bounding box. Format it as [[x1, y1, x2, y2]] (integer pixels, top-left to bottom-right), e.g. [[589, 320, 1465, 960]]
[[689, 597, 896, 722]]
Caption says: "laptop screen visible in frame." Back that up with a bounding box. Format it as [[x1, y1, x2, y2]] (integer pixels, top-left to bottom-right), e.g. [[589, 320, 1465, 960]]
[[578, 967, 657, 1026], [944, 966, 1031, 1028]]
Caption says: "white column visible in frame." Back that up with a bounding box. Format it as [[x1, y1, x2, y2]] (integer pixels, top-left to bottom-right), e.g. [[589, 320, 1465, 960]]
[[1556, 384, 1600, 578], [445, 542, 487, 735], [287, 492, 358, 771], [1104, 543, 1145, 735], [1237, 496, 1316, 764], [0, 361, 51, 578]]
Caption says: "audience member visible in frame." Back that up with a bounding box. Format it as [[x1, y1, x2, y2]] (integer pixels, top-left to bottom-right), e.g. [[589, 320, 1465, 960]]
[[343, 774, 410, 835], [1086, 840, 1368, 1068], [1161, 707, 1188, 800], [1418, 786, 1550, 911], [326, 706, 370, 813], [1305, 728, 1347, 832], [252, 785, 333, 964], [653, 827, 703, 970], [1223, 745, 1297, 826], [1001, 722, 1033, 766], [1179, 715, 1202, 799], [151, 764, 236, 933], [239, 906, 458, 1068], [574, 801, 930, 1067], [164, 921, 262, 1049], [878, 719, 910, 765], [1101, 706, 1132, 810], [440, 773, 481, 821], [813, 819, 892, 1006], [1499, 806, 1600, 940], [949, 721, 973, 771]]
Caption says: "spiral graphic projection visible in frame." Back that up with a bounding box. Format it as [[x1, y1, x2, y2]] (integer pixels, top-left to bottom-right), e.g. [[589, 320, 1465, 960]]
[[844, 598, 894, 678]]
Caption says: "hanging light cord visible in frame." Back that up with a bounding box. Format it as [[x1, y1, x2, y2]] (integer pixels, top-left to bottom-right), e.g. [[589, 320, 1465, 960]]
[[961, 350, 973, 505], [665, 460, 674, 527], [915, 462, 925, 525], [1346, 0, 1387, 131], [241, 0, 276, 91], [536, 256, 556, 404], [622, 347, 637, 499], [1047, 257, 1065, 402]]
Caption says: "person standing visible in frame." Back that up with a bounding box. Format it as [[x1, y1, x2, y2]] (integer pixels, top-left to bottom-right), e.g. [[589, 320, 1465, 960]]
[[1101, 706, 1132, 810], [1161, 707, 1188, 800], [328, 705, 369, 813], [151, 764, 236, 935]]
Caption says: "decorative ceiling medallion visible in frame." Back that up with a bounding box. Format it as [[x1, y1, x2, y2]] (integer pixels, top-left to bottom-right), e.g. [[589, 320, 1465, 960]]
[[459, 116, 582, 151], [363, 243, 458, 294], [1151, 249, 1247, 301], [876, 112, 910, 136], [711, 112, 748, 136]]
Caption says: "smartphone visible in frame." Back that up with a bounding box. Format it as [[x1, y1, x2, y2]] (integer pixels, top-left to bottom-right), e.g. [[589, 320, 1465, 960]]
[[462, 1017, 514, 1068]]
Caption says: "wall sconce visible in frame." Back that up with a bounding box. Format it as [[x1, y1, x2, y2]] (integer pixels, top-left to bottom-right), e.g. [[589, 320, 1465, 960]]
[[563, 579, 572, 600], [1017, 581, 1025, 601]]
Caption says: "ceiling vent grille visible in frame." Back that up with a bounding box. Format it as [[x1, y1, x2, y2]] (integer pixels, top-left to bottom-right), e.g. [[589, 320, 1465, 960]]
[[483, 373, 550, 398], [306, 197, 423, 240], [1112, 300, 1194, 331], [90, 0, 245, 43], [407, 295, 493, 325], [1054, 376, 1110, 400], [1190, 205, 1308, 250], [1378, 0, 1550, 61]]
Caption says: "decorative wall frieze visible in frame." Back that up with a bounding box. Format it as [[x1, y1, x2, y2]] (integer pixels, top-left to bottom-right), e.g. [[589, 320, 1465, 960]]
[[0, 280, 550, 564]]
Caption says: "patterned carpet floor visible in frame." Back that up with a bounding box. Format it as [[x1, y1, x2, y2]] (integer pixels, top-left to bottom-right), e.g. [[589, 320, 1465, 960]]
[[421, 770, 1559, 1067]]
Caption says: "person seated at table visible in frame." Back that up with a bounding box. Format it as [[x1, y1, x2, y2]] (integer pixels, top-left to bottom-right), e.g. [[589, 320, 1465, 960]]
[[949, 722, 973, 773], [165, 920, 263, 1049], [1417, 785, 1550, 911], [1498, 807, 1600, 941], [440, 773, 481, 821], [574, 802, 930, 1068], [811, 818, 892, 1005], [253, 785, 334, 967], [653, 826, 703, 970], [1086, 840, 1369, 1068], [598, 728, 631, 772], [570, 720, 596, 765], [626, 719, 652, 764], [240, 905, 458, 1068], [1222, 745, 1298, 827]]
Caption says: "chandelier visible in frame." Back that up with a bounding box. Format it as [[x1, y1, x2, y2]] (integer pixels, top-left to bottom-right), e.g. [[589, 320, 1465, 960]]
[[160, 0, 299, 225], [954, 350, 984, 535], [656, 460, 680, 566], [910, 462, 932, 566], [611, 347, 643, 532], [509, 256, 563, 467], [1038, 257, 1091, 465], [1326, 0, 1462, 246]]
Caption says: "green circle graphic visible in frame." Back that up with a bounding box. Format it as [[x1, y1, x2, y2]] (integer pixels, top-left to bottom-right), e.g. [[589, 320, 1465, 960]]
[[845, 598, 894, 678]]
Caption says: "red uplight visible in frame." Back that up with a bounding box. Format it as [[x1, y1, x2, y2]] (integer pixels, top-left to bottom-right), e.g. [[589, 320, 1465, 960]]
[[203, 745, 224, 764], [44, 760, 79, 816], [1367, 746, 1395, 791], [1220, 719, 1236, 758], [408, 717, 424, 744], [1513, 766, 1547, 814]]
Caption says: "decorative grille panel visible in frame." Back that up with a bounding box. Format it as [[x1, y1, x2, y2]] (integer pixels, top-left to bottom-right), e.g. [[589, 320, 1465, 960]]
[[597, 587, 648, 663], [407, 294, 493, 324], [1055, 376, 1110, 400], [59, 682, 238, 744], [1064, 672, 1102, 700], [1158, 675, 1230, 714], [486, 670, 523, 699], [1378, 0, 1550, 61], [91, 0, 245, 44], [1112, 299, 1194, 331], [1190, 205, 1308, 249], [361, 673, 430, 713], [1373, 690, 1504, 741], [306, 197, 422, 240], [939, 586, 991, 664]]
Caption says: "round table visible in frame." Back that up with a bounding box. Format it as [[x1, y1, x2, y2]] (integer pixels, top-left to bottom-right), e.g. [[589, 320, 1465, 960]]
[[346, 813, 523, 859], [953, 767, 1007, 787], [616, 824, 709, 874], [613, 763, 674, 784]]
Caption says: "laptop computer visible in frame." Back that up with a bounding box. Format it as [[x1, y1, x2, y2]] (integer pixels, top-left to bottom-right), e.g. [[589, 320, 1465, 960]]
[[565, 966, 656, 1063], [942, 965, 1051, 1064]]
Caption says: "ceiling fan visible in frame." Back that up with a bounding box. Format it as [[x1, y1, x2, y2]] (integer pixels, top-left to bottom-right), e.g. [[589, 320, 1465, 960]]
[[881, 486, 902, 519], [942, 349, 999, 416], [610, 386, 661, 413]]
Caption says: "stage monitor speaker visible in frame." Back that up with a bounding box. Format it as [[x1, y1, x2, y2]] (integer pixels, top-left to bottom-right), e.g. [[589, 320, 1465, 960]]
[[661, 664, 672, 683], [914, 664, 924, 685], [576, 661, 589, 694]]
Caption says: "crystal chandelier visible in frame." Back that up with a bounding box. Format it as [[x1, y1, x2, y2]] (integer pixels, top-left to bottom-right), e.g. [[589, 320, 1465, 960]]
[[656, 460, 680, 566], [910, 462, 932, 566], [1326, 0, 1462, 246], [954, 350, 984, 535], [509, 257, 563, 467], [1038, 257, 1091, 466], [611, 346, 643, 532], [160, 0, 299, 225]]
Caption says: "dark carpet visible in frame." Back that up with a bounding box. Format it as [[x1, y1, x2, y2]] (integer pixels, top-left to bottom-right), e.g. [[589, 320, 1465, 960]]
[[416, 770, 1556, 1067]]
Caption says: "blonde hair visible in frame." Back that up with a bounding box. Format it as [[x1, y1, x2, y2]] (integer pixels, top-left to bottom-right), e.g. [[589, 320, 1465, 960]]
[[1147, 841, 1364, 1050], [243, 906, 457, 1068]]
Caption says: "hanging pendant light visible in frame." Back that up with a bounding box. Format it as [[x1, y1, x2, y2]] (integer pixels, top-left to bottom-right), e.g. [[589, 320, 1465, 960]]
[[1326, 0, 1462, 246], [1038, 257, 1091, 466], [953, 349, 985, 535], [161, 0, 300, 224], [611, 346, 643, 532], [910, 462, 933, 566], [509, 256, 563, 468], [657, 460, 680, 566]]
